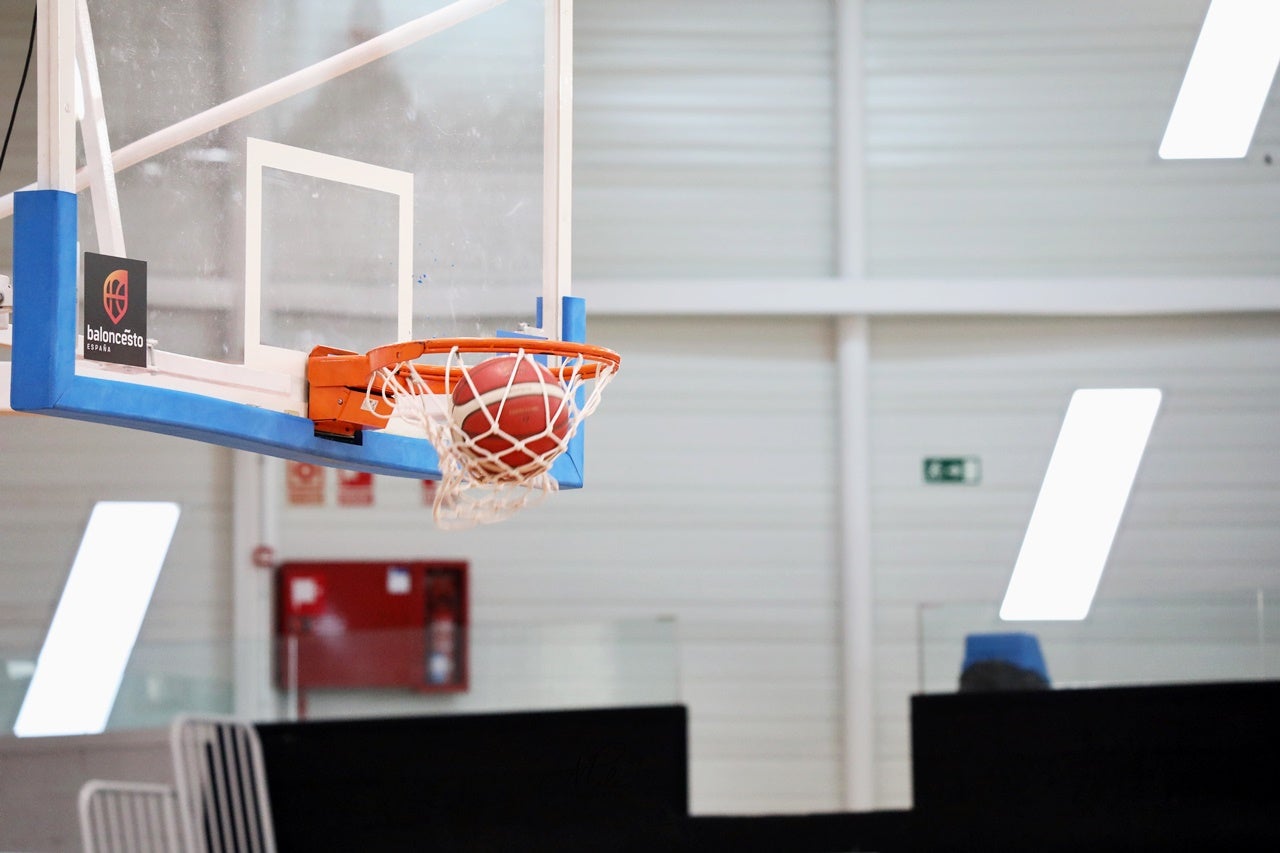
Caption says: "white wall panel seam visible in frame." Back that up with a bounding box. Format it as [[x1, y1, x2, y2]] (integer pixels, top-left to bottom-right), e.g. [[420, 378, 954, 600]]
[[835, 0, 876, 812]]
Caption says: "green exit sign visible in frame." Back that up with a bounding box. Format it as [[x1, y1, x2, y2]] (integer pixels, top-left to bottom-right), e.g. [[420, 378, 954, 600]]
[[923, 456, 981, 485]]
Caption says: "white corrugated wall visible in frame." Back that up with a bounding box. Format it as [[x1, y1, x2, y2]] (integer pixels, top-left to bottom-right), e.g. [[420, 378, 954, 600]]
[[864, 0, 1280, 277], [575, 0, 836, 278], [868, 314, 1280, 807], [272, 315, 845, 814], [0, 416, 234, 723], [858, 1, 1280, 807]]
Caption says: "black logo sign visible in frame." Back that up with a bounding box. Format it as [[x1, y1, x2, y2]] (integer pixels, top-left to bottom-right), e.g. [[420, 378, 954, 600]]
[[84, 252, 147, 367]]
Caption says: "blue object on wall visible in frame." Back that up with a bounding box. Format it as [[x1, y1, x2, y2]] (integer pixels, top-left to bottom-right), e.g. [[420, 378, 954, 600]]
[[962, 632, 1050, 684]]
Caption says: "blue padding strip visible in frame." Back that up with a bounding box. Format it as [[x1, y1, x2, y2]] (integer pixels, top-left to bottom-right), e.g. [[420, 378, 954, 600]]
[[11, 190, 77, 410], [53, 377, 441, 477], [963, 632, 1050, 682], [550, 295, 587, 488]]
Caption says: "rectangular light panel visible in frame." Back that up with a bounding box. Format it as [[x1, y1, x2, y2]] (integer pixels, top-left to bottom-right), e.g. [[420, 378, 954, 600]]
[[1159, 0, 1280, 159], [14, 501, 180, 737], [1000, 389, 1161, 621]]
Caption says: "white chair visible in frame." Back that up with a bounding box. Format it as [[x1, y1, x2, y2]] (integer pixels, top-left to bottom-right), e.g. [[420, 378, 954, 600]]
[[170, 714, 276, 853], [78, 779, 183, 853]]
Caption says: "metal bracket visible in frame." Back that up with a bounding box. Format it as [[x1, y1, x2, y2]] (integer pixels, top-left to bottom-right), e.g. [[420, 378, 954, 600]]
[[0, 274, 11, 332]]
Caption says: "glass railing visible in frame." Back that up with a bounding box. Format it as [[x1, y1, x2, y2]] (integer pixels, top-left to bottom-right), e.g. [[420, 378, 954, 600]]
[[0, 618, 681, 737], [918, 590, 1280, 694]]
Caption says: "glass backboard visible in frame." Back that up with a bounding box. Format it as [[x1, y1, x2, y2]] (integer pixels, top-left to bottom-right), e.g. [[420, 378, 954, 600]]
[[5, 0, 584, 484]]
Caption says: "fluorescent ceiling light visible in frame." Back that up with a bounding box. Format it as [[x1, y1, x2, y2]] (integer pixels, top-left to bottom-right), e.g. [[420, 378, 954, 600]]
[[1000, 389, 1161, 621], [14, 501, 180, 737], [1159, 0, 1280, 159]]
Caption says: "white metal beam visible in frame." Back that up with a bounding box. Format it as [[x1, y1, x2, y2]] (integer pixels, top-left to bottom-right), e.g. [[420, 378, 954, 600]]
[[541, 0, 573, 342], [71, 273, 1280, 319], [232, 452, 280, 720], [74, 0, 125, 256], [573, 276, 1280, 317], [835, 0, 875, 811], [36, 0, 75, 191]]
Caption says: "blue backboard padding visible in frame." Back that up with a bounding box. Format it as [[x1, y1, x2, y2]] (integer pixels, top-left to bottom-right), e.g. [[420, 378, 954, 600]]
[[554, 296, 587, 487], [40, 375, 442, 477], [11, 190, 76, 409], [491, 299, 585, 488], [11, 189, 587, 485]]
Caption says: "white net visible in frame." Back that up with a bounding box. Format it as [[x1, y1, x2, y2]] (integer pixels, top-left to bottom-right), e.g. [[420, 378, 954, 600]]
[[374, 345, 616, 529]]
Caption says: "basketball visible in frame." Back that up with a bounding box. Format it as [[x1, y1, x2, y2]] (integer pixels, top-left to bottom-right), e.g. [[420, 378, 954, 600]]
[[450, 354, 571, 474]]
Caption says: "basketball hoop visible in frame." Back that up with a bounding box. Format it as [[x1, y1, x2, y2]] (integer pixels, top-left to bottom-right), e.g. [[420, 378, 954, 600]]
[[308, 338, 620, 528]]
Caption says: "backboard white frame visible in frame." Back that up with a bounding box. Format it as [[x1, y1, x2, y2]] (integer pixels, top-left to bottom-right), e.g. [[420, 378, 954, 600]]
[[243, 138, 415, 376]]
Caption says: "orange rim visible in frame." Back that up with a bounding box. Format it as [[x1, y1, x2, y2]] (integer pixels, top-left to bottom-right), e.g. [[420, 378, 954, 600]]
[[368, 337, 621, 384], [308, 338, 620, 438]]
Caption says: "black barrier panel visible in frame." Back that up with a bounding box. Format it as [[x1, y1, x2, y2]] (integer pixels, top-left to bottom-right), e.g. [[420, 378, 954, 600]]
[[688, 810, 915, 852], [257, 705, 690, 852], [911, 680, 1280, 852]]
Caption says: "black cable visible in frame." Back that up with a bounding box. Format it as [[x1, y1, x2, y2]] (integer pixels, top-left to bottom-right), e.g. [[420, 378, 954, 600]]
[[0, 5, 38, 177]]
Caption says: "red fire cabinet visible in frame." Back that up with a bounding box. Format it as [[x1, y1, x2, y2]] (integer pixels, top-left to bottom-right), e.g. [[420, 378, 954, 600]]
[[275, 560, 468, 694]]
